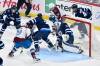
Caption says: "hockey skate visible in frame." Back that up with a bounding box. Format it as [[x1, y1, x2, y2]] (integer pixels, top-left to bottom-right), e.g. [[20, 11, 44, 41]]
[[33, 58, 40, 63], [30, 49, 40, 63], [8, 52, 14, 57]]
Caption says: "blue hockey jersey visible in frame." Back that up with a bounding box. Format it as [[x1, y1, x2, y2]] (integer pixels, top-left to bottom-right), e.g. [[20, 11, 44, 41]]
[[75, 8, 92, 19], [30, 16, 50, 30], [3, 8, 20, 21]]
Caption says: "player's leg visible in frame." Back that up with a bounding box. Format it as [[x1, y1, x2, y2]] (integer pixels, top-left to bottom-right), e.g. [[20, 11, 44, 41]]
[[41, 29, 54, 49], [33, 31, 41, 52], [64, 22, 84, 53], [18, 39, 32, 54], [56, 35, 64, 51], [0, 57, 3, 66], [30, 48, 40, 62], [9, 19, 24, 55], [43, 38, 54, 48], [78, 23, 88, 39], [22, 39, 32, 49], [16, 0, 24, 11], [8, 42, 21, 57], [0, 19, 10, 39], [22, 39, 40, 61], [64, 33, 83, 53], [25, 2, 32, 17]]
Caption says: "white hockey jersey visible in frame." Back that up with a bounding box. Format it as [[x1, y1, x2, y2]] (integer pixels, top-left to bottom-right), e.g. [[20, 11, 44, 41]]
[[16, 27, 31, 39]]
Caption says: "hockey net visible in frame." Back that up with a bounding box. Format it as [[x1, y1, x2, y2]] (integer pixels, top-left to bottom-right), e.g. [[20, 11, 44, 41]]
[[62, 16, 92, 57]]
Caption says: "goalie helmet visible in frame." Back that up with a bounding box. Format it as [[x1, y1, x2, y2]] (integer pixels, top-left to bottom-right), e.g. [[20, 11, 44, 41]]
[[49, 15, 56, 23]]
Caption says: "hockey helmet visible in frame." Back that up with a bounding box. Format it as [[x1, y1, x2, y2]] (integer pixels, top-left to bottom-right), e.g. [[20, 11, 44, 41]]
[[49, 15, 56, 23], [37, 13, 42, 17], [26, 20, 34, 29], [11, 5, 17, 11], [71, 4, 78, 9]]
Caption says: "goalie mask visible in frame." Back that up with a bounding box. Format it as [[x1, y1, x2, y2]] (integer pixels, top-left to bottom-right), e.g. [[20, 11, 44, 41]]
[[49, 15, 57, 23]]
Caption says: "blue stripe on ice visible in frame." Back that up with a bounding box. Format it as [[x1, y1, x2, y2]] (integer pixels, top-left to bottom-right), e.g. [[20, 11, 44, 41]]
[[37, 48, 90, 62]]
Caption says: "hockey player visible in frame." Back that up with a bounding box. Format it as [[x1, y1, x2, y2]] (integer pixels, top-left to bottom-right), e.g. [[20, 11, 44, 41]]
[[70, 4, 92, 39], [0, 7, 20, 64], [0, 6, 21, 40], [71, 4, 92, 19], [28, 13, 55, 52], [8, 22, 40, 62], [49, 15, 83, 54], [17, 0, 32, 17]]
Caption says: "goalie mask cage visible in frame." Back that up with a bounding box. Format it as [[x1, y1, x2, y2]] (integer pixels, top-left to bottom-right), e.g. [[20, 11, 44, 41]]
[[63, 16, 92, 57]]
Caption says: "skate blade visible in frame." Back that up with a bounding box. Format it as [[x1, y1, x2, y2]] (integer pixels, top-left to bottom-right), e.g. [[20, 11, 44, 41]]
[[33, 59, 40, 63]]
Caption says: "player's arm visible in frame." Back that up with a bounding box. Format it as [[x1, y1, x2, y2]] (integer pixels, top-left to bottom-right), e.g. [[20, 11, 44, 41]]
[[15, 12, 21, 22], [3, 9, 14, 20]]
